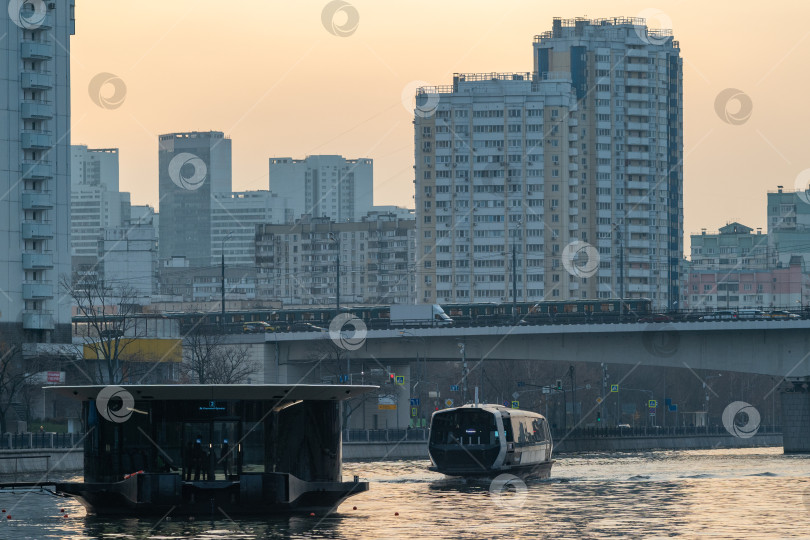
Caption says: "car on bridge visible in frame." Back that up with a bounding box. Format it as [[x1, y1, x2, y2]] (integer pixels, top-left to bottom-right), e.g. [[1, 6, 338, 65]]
[[242, 321, 277, 333], [767, 310, 800, 320]]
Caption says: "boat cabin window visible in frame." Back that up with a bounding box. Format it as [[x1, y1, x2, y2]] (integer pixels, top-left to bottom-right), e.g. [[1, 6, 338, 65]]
[[509, 416, 549, 447], [430, 409, 498, 445]]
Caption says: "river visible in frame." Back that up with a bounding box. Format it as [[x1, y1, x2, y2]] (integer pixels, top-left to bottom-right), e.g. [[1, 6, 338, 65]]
[[0, 447, 807, 539]]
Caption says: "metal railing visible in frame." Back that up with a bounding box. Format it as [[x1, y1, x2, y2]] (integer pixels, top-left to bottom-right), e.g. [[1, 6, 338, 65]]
[[0, 432, 83, 450], [343, 425, 782, 444], [343, 429, 429, 443], [553, 424, 781, 439]]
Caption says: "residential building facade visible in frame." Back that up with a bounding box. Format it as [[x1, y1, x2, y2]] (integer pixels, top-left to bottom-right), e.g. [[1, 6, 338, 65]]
[[414, 17, 683, 310], [211, 191, 291, 268], [268, 155, 373, 222], [0, 2, 75, 342], [256, 213, 416, 305], [767, 186, 810, 268], [70, 146, 131, 259]]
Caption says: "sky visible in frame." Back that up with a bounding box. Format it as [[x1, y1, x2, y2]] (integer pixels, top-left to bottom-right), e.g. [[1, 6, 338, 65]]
[[70, 0, 810, 239]]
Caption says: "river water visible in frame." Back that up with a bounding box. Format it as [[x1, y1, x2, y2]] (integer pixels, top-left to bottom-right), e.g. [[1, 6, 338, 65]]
[[0, 447, 808, 539]]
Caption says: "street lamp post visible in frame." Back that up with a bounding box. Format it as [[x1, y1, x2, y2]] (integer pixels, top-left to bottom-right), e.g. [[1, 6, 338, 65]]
[[458, 343, 467, 405], [220, 232, 233, 330]]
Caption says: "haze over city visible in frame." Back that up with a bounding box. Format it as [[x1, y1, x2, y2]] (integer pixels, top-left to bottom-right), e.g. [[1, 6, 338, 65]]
[[71, 0, 810, 238]]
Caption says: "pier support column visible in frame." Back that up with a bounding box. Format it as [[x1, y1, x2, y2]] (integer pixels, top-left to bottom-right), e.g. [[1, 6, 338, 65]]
[[781, 378, 810, 453]]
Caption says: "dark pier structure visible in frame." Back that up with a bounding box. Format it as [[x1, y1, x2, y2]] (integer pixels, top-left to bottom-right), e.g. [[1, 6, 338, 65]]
[[45, 384, 375, 516]]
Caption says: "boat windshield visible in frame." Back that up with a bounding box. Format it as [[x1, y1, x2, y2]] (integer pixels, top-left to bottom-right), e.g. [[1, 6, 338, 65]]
[[430, 409, 498, 446]]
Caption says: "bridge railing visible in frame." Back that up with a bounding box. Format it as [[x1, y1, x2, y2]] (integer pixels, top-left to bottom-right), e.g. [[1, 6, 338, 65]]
[[0, 432, 84, 450]]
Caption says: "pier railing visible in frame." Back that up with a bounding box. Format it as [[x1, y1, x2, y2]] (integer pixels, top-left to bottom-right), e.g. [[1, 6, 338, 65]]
[[0, 432, 84, 450]]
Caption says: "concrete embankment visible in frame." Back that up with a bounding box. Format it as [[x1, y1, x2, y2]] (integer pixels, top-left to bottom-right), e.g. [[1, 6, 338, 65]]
[[0, 449, 82, 476], [343, 433, 783, 460]]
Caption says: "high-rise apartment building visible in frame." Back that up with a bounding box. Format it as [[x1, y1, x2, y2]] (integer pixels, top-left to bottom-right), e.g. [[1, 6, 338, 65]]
[[767, 186, 810, 268], [210, 191, 290, 268], [70, 146, 131, 259], [158, 131, 232, 267], [268, 155, 373, 222], [0, 2, 75, 342], [256, 213, 415, 305], [414, 17, 683, 309]]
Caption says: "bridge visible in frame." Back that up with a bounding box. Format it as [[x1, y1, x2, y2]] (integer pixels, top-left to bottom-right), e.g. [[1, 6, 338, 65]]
[[256, 319, 810, 377], [227, 319, 810, 453]]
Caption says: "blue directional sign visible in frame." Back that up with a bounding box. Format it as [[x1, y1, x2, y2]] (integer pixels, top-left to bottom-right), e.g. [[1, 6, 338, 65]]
[[410, 398, 420, 406], [669, 404, 678, 412], [450, 385, 460, 392], [665, 398, 672, 406], [517, 381, 525, 387]]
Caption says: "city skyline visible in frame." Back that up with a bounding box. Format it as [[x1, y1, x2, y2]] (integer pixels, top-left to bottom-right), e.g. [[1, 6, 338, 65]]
[[71, 1, 810, 240]]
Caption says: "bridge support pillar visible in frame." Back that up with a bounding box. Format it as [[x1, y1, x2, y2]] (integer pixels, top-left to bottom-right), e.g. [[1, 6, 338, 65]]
[[780, 378, 810, 453]]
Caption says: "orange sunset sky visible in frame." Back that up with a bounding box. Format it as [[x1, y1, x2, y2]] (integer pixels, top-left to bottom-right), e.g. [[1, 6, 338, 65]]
[[70, 1, 810, 242]]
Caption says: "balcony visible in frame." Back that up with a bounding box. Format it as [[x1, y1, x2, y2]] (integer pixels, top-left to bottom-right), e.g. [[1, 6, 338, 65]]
[[22, 253, 53, 269], [20, 71, 52, 89], [627, 166, 651, 175], [23, 312, 54, 330], [21, 41, 52, 60], [22, 191, 52, 209], [21, 101, 52, 119], [568, 147, 578, 156], [21, 131, 52, 150], [22, 221, 53, 239], [23, 282, 53, 299], [22, 160, 52, 179]]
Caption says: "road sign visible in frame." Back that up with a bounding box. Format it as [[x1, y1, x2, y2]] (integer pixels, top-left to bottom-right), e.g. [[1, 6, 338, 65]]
[[595, 396, 603, 404], [445, 399, 454, 407], [450, 385, 460, 392], [517, 381, 525, 387], [512, 392, 520, 400], [411, 407, 418, 417], [611, 384, 619, 393], [669, 404, 678, 412], [395, 375, 405, 385], [665, 398, 672, 406], [511, 401, 519, 409], [410, 398, 420, 406], [648, 407, 656, 415], [648, 399, 658, 408]]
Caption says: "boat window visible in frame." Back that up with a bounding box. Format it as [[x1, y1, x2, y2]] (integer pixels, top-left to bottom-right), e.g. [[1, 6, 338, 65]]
[[510, 416, 547, 447], [430, 409, 498, 445]]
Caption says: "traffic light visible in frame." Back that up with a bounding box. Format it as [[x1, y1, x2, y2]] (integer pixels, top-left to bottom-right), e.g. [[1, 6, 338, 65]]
[[555, 379, 563, 390], [596, 412, 601, 423], [389, 373, 395, 384]]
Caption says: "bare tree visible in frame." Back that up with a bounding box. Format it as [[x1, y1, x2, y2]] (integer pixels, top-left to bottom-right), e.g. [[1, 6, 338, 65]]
[[60, 276, 144, 384], [182, 324, 257, 384], [0, 340, 47, 434]]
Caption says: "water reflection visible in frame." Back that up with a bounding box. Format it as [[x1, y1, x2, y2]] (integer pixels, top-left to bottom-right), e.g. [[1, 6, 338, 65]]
[[0, 449, 807, 539]]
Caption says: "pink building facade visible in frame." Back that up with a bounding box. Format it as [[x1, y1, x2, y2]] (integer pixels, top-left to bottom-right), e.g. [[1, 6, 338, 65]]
[[685, 258, 810, 311]]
